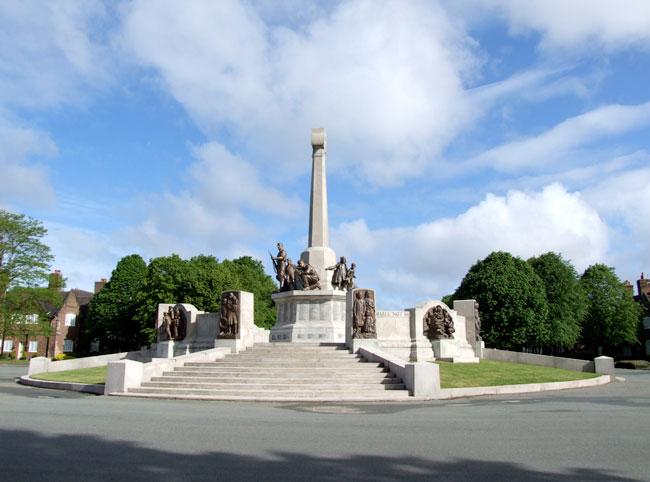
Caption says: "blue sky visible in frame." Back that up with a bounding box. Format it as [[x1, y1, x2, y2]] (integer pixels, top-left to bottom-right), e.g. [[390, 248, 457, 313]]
[[2, 0, 650, 309]]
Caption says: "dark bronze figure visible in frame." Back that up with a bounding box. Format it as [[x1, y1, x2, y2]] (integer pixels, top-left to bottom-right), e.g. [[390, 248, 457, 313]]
[[326, 256, 348, 290], [270, 242, 287, 290], [423, 305, 455, 339], [342, 262, 356, 291], [161, 305, 186, 341], [296, 260, 321, 290], [352, 290, 376, 339], [219, 291, 240, 338], [285, 258, 298, 291]]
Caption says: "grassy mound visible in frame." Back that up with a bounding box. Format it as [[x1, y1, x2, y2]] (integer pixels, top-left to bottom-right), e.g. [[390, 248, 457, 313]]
[[435, 360, 599, 389], [30, 366, 107, 385]]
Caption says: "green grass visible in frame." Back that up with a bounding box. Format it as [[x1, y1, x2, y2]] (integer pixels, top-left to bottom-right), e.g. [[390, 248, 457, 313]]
[[30, 366, 107, 385], [435, 360, 599, 389]]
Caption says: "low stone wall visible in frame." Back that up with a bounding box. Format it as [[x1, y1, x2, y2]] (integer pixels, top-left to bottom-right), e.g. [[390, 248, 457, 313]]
[[28, 349, 151, 376], [358, 346, 440, 399], [483, 348, 595, 372]]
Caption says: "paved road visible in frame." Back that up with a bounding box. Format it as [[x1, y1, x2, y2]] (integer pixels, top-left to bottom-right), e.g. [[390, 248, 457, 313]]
[[1, 365, 648, 481]]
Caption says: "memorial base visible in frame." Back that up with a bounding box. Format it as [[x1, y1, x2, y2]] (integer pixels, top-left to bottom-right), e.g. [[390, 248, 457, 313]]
[[270, 289, 346, 343]]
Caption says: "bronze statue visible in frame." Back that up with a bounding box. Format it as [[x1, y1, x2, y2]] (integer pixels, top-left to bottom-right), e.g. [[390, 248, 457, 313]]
[[342, 263, 356, 291], [270, 242, 287, 290], [219, 292, 240, 338], [474, 301, 482, 341], [162, 305, 186, 341], [423, 305, 454, 339], [352, 290, 376, 339], [326, 256, 348, 290], [296, 260, 321, 290], [285, 258, 297, 291]]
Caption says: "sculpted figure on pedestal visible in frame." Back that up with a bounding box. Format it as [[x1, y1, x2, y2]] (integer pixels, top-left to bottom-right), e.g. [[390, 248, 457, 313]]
[[219, 292, 240, 338], [423, 305, 455, 339], [474, 301, 482, 341], [270, 242, 288, 290], [326, 256, 348, 290], [296, 260, 321, 290], [352, 290, 377, 339]]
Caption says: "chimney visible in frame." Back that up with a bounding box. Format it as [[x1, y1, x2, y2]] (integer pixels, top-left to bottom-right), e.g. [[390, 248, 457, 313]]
[[49, 270, 63, 291], [94, 278, 107, 294], [638, 273, 650, 297], [624, 280, 634, 295]]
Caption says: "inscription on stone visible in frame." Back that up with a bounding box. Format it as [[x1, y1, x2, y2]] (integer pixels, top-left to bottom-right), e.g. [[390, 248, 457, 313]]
[[376, 311, 409, 318]]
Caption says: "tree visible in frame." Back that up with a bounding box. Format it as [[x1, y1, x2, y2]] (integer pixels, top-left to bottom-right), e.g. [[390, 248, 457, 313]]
[[86, 254, 147, 352], [579, 264, 641, 354], [449, 251, 549, 350], [3, 287, 61, 357], [1, 210, 55, 355], [528, 252, 586, 352]]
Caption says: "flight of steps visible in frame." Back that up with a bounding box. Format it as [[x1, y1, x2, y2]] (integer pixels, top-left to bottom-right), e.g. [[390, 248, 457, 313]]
[[121, 343, 411, 401]]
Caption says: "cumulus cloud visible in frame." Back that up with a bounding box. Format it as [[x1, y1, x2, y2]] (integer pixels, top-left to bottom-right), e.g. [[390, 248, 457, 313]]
[[122, 142, 306, 260], [0, 0, 113, 108], [0, 120, 57, 208], [475, 0, 650, 53], [120, 0, 478, 186], [332, 184, 608, 308]]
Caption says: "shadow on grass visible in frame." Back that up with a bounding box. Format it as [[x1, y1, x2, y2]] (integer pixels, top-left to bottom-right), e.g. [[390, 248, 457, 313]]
[[0, 428, 641, 482]]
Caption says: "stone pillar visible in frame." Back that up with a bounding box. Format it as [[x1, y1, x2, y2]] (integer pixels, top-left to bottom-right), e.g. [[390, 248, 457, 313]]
[[300, 128, 336, 287], [215, 290, 255, 353]]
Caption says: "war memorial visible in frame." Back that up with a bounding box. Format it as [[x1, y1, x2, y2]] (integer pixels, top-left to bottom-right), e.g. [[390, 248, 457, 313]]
[[24, 129, 615, 401]]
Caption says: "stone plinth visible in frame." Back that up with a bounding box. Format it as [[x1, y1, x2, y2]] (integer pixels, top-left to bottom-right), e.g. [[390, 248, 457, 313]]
[[270, 289, 346, 343]]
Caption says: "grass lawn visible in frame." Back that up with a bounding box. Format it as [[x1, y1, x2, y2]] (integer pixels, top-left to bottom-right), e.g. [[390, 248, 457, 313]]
[[30, 366, 107, 385], [435, 360, 599, 389], [0, 359, 30, 365]]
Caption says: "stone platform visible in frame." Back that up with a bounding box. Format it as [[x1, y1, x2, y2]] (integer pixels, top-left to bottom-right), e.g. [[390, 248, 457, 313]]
[[270, 289, 346, 343]]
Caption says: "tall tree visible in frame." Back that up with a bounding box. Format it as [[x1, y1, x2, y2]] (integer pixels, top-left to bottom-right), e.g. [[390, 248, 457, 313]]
[[579, 264, 641, 353], [528, 252, 586, 352], [0, 210, 55, 355], [86, 254, 147, 352], [449, 251, 549, 350]]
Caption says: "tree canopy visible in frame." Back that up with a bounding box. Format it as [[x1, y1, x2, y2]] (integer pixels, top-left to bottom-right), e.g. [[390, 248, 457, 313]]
[[448, 251, 549, 350], [132, 254, 277, 346], [1, 210, 56, 355], [579, 264, 641, 352], [528, 252, 586, 351], [86, 254, 148, 352]]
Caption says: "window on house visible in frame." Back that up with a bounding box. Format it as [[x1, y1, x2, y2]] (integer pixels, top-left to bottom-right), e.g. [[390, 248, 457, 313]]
[[29, 341, 38, 352], [65, 313, 76, 327], [3, 340, 13, 352], [26, 314, 39, 324], [63, 340, 74, 352]]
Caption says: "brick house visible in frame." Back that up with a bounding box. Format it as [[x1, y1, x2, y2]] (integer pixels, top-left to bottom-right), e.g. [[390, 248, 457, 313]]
[[0, 271, 106, 359]]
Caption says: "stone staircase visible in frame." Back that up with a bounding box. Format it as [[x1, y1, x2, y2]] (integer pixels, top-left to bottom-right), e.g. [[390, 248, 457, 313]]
[[121, 343, 411, 402]]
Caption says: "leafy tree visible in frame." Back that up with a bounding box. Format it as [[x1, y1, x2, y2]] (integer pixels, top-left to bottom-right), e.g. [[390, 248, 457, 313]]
[[86, 254, 147, 352], [579, 264, 641, 353], [449, 251, 549, 350], [135, 254, 278, 344], [3, 287, 61, 357], [528, 252, 586, 352], [0, 210, 55, 355]]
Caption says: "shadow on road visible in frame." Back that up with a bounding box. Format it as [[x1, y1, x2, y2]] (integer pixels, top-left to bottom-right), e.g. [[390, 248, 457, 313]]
[[0, 428, 641, 482]]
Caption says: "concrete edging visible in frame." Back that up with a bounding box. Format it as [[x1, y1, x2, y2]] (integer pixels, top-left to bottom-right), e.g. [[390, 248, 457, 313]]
[[438, 374, 612, 399], [18, 375, 105, 395]]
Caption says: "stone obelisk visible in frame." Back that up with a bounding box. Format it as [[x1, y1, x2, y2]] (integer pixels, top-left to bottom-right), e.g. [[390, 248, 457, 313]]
[[301, 128, 336, 286], [269, 127, 346, 343]]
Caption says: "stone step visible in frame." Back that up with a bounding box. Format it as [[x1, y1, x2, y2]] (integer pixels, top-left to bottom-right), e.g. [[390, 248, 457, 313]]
[[152, 375, 400, 384], [184, 360, 379, 367], [128, 387, 412, 398], [140, 381, 407, 391], [164, 369, 392, 378], [229, 352, 357, 359], [171, 365, 387, 374]]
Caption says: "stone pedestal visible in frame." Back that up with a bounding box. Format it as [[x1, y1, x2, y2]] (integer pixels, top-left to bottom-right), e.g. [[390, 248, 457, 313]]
[[215, 291, 255, 354], [270, 289, 346, 343]]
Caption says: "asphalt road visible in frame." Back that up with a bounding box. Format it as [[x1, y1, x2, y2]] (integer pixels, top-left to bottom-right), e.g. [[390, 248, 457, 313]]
[[1, 365, 648, 481]]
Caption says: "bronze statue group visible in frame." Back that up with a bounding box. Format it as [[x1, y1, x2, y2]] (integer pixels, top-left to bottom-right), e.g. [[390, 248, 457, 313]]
[[270, 242, 357, 292]]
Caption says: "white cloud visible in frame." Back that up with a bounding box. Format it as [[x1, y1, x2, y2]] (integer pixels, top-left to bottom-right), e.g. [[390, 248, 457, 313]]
[[332, 184, 608, 308], [0, 120, 57, 208], [479, 0, 650, 53], [123, 142, 306, 259], [0, 0, 112, 108], [120, 0, 479, 186], [472, 102, 650, 172]]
